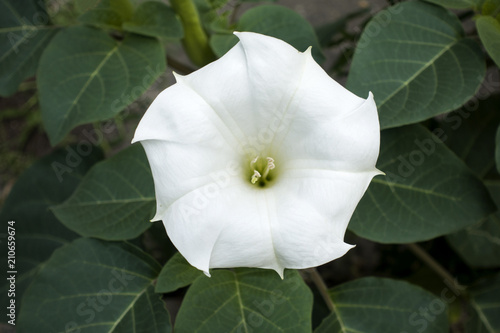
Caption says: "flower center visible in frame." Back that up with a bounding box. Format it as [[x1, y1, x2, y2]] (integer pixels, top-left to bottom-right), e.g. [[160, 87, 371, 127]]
[[249, 156, 276, 187]]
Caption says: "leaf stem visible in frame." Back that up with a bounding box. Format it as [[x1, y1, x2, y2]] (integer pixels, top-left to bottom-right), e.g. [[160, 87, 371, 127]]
[[407, 243, 465, 293], [170, 0, 215, 67], [304, 268, 335, 312]]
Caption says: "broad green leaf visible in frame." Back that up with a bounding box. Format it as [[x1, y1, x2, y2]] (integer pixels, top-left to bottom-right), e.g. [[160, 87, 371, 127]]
[[38, 26, 165, 145], [424, 0, 480, 9], [347, 1, 485, 129], [155, 252, 204, 293], [470, 273, 500, 332], [439, 95, 500, 179], [0, 0, 58, 96], [0, 146, 102, 323], [52, 144, 155, 240], [447, 182, 500, 268], [18, 238, 170, 333], [78, 0, 134, 29], [175, 269, 312, 333], [315, 277, 449, 333], [78, 8, 124, 30], [210, 5, 325, 63], [349, 125, 496, 243], [477, 16, 500, 68], [123, 1, 183, 39]]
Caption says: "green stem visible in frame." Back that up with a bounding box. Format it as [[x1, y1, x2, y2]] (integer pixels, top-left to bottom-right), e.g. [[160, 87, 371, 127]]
[[304, 268, 335, 312], [170, 0, 215, 67], [407, 243, 465, 293]]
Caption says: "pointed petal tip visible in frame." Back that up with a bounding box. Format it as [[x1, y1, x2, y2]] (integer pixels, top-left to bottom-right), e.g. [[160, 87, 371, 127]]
[[172, 71, 184, 82], [203, 270, 211, 278], [275, 268, 285, 280]]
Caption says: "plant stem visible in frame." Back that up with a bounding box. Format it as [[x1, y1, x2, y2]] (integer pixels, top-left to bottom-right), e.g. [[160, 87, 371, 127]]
[[170, 0, 215, 67], [407, 243, 465, 293], [304, 268, 335, 312]]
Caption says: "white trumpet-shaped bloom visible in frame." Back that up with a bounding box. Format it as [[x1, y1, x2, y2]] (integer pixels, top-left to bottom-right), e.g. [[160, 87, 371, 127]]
[[132, 32, 382, 278]]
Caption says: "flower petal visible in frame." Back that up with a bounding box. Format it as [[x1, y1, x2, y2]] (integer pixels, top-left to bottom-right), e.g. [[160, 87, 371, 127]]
[[172, 32, 310, 155], [269, 169, 380, 268], [140, 140, 237, 221], [160, 180, 285, 276], [272, 49, 380, 172]]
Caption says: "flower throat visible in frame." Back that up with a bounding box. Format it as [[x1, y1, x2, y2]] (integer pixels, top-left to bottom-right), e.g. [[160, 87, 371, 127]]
[[249, 156, 275, 187]]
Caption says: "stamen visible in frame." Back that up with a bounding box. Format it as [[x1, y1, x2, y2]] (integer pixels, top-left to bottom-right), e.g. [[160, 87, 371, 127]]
[[261, 157, 275, 180], [251, 170, 261, 184], [266, 157, 275, 170]]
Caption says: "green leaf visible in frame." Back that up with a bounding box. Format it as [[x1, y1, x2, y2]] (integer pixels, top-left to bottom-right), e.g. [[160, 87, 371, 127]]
[[315, 277, 449, 333], [447, 182, 500, 268], [155, 252, 204, 294], [347, 1, 485, 129], [123, 1, 183, 39], [38, 25, 165, 145], [424, 0, 480, 9], [0, 0, 59, 96], [0, 146, 102, 323], [470, 273, 500, 332], [78, 0, 134, 29], [210, 5, 325, 63], [52, 144, 155, 240], [477, 15, 500, 69], [175, 269, 312, 333], [18, 238, 170, 333], [78, 8, 124, 30], [349, 125, 496, 243]]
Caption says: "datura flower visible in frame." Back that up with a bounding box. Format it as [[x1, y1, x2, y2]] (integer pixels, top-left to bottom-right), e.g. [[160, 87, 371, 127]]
[[132, 32, 381, 278]]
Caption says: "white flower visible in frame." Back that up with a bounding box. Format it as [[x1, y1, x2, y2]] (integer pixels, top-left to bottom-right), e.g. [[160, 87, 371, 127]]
[[132, 32, 381, 278]]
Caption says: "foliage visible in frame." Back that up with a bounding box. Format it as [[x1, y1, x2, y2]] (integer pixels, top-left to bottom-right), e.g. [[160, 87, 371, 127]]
[[1, 0, 500, 331]]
